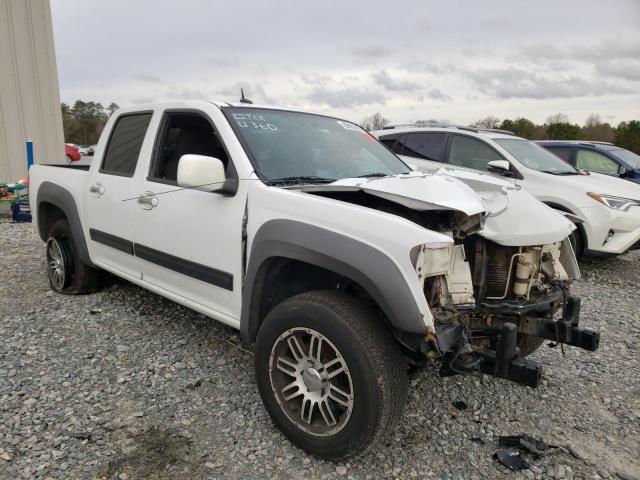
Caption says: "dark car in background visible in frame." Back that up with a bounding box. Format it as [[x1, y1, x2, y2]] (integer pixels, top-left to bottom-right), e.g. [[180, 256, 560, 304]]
[[536, 141, 640, 184]]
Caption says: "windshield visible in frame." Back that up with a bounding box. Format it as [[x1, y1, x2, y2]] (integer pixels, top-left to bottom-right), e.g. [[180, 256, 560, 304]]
[[606, 147, 640, 169], [224, 107, 411, 183], [494, 138, 578, 174]]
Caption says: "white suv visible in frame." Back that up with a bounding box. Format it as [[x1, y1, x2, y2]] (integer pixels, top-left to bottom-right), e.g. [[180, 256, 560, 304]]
[[373, 126, 640, 256]]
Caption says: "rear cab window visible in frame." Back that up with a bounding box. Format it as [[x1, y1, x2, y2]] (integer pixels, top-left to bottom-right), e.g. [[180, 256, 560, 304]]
[[100, 113, 153, 177]]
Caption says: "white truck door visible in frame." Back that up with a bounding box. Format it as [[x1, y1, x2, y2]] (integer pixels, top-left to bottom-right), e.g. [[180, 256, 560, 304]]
[[84, 112, 154, 278], [131, 107, 245, 324]]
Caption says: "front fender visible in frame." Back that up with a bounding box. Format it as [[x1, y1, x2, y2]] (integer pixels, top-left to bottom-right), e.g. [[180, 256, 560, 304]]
[[240, 219, 427, 342]]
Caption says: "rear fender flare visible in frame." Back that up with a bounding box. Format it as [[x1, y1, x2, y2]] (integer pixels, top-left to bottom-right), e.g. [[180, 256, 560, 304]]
[[36, 181, 94, 266]]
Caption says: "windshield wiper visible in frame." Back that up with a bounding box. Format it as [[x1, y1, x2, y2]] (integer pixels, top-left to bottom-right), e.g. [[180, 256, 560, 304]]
[[352, 172, 390, 178], [539, 170, 578, 175], [266, 175, 336, 186]]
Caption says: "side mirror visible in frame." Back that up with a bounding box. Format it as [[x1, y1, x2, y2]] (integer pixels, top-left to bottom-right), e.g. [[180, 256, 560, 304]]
[[487, 160, 514, 177], [177, 154, 226, 192], [619, 166, 628, 177]]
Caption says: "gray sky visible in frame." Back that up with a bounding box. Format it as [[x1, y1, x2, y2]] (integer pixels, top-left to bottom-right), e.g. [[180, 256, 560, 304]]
[[51, 0, 640, 126]]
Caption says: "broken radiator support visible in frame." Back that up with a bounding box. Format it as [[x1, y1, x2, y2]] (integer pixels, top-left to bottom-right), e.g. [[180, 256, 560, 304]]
[[474, 323, 542, 388]]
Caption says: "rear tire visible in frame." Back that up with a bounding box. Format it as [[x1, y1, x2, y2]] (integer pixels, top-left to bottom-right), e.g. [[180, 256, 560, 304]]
[[46, 219, 103, 294], [65, 155, 73, 165], [254, 290, 407, 460]]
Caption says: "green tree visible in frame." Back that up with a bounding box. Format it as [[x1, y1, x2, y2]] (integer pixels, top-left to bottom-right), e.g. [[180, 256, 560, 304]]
[[582, 113, 615, 143], [361, 112, 389, 131], [107, 102, 120, 116], [615, 120, 640, 154], [545, 122, 581, 140], [61, 100, 114, 144], [512, 117, 537, 139], [471, 116, 500, 129], [499, 119, 516, 133]]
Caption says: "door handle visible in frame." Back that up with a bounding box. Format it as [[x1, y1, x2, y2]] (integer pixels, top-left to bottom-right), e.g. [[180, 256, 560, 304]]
[[89, 184, 105, 196], [138, 192, 159, 210]]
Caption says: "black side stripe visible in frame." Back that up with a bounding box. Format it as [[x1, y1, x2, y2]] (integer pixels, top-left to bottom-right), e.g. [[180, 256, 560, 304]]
[[134, 243, 233, 291], [89, 229, 233, 291], [89, 228, 134, 255]]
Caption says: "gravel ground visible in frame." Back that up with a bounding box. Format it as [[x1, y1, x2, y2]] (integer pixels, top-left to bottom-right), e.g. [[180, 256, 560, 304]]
[[1, 221, 639, 480]]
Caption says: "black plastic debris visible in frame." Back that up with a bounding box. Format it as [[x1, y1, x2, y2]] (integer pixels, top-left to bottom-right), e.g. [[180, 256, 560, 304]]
[[494, 448, 529, 471], [499, 435, 550, 457], [452, 400, 468, 410]]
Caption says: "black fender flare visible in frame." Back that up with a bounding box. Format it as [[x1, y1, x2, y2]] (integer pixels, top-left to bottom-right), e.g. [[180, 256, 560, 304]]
[[36, 181, 94, 267], [240, 219, 425, 342]]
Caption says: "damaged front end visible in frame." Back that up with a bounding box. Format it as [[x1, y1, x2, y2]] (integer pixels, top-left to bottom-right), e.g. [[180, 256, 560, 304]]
[[301, 171, 600, 387], [416, 234, 599, 387]]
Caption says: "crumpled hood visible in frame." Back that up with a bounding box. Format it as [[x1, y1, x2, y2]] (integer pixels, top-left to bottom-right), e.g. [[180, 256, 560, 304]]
[[432, 167, 576, 246], [300, 171, 486, 216], [300, 169, 575, 247]]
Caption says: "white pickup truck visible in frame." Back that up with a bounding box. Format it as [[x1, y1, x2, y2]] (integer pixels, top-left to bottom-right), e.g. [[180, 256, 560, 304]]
[[29, 100, 600, 459]]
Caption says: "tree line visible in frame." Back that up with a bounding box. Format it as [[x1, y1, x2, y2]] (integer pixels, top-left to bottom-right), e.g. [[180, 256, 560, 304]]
[[61, 100, 120, 145], [361, 112, 640, 155]]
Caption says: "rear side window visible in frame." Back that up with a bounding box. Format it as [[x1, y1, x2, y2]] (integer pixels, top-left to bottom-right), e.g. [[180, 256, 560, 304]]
[[449, 135, 503, 171], [576, 149, 619, 174], [401, 133, 448, 161], [378, 135, 403, 154], [101, 113, 152, 176], [546, 146, 574, 163]]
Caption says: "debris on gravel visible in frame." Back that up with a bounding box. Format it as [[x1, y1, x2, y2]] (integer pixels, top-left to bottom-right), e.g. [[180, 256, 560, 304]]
[[1, 222, 639, 479]]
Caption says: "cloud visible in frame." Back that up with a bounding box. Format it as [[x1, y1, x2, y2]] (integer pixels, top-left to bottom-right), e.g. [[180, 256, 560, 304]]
[[415, 16, 431, 32], [216, 82, 277, 104], [426, 88, 452, 101], [371, 70, 421, 92], [307, 87, 386, 108], [480, 15, 513, 29], [130, 96, 155, 104], [521, 40, 640, 63], [467, 66, 634, 99], [347, 44, 394, 58], [136, 74, 161, 83], [299, 73, 333, 86], [167, 87, 209, 100], [595, 59, 640, 82], [206, 54, 241, 68]]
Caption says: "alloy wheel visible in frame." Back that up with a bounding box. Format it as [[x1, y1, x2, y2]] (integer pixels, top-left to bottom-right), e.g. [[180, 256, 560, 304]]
[[268, 327, 354, 436]]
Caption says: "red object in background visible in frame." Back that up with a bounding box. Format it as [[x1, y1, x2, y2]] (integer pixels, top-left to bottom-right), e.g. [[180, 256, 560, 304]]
[[65, 144, 80, 162]]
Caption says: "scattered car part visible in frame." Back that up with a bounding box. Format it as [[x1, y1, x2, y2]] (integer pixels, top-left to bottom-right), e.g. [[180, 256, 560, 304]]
[[494, 448, 530, 471]]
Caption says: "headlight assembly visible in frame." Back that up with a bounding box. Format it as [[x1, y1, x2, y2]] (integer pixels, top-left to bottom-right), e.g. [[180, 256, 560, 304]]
[[587, 192, 640, 211]]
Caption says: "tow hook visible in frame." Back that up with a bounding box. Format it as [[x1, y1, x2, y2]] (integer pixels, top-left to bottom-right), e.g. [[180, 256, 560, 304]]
[[474, 323, 542, 388], [520, 296, 600, 351]]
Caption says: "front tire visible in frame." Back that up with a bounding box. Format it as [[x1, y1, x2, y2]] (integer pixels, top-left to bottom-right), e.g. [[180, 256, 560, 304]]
[[65, 155, 73, 164], [46, 219, 103, 294], [255, 291, 407, 460]]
